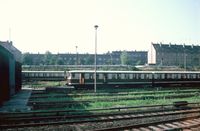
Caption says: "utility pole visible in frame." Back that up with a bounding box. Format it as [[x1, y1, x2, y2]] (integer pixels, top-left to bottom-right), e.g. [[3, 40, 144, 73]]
[[94, 25, 98, 93], [75, 46, 78, 66]]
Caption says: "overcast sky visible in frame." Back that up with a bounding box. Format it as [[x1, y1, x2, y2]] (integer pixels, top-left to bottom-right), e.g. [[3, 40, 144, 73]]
[[0, 0, 199, 54]]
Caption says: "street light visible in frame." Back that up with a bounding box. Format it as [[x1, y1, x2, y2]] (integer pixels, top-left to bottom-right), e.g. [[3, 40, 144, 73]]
[[94, 25, 98, 93], [75, 46, 78, 66]]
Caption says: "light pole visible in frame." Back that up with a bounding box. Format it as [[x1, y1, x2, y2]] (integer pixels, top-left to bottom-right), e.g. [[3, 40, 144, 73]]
[[94, 25, 98, 93], [109, 52, 112, 65], [184, 51, 187, 71], [75, 46, 78, 66]]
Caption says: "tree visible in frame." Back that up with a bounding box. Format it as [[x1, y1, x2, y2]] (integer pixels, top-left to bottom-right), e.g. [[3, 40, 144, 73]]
[[22, 52, 33, 65], [120, 51, 131, 65], [85, 54, 94, 65], [56, 56, 64, 65], [43, 51, 53, 65]]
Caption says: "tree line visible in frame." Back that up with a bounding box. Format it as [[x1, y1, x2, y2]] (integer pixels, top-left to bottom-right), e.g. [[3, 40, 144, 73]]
[[22, 51, 137, 65]]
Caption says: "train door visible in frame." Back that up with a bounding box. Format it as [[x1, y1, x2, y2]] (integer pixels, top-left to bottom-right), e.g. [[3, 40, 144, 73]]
[[79, 73, 85, 84], [103, 73, 107, 84]]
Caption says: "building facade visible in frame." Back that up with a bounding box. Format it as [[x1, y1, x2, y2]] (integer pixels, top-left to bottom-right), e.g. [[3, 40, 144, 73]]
[[0, 41, 22, 106], [23, 51, 148, 66], [150, 42, 200, 67]]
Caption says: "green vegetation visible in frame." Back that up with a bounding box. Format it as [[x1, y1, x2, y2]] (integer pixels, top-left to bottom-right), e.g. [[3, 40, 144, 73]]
[[23, 81, 66, 88], [29, 86, 200, 112]]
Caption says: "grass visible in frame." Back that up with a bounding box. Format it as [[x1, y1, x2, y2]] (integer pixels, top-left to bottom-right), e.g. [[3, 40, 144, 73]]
[[78, 95, 200, 110], [23, 81, 66, 88], [26, 81, 200, 111], [30, 90, 199, 102]]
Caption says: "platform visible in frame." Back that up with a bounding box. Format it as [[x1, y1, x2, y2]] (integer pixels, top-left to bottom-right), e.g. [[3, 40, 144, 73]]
[[0, 87, 32, 112]]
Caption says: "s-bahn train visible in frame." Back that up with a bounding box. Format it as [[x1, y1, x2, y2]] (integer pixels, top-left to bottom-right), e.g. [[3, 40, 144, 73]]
[[67, 70, 200, 88], [22, 71, 67, 81], [22, 70, 200, 88]]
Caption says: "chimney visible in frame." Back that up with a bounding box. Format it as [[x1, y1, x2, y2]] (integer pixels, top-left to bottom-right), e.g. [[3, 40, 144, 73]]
[[169, 42, 171, 47], [159, 42, 162, 47]]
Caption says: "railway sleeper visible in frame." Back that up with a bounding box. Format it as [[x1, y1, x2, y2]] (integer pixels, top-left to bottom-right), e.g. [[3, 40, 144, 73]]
[[173, 101, 188, 108]]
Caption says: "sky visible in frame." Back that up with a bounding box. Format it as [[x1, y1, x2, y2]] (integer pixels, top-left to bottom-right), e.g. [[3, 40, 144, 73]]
[[0, 0, 199, 54]]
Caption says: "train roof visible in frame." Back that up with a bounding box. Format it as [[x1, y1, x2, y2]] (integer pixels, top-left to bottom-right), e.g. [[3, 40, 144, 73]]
[[22, 71, 65, 73], [68, 70, 200, 74], [22, 70, 200, 74]]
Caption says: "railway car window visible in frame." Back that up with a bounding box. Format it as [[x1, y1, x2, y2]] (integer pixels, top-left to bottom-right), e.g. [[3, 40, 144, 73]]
[[136, 74, 139, 79], [158, 74, 162, 79], [148, 74, 152, 79], [161, 74, 165, 79], [174, 74, 177, 79], [132, 74, 136, 79], [153, 74, 157, 79], [129, 74, 133, 79], [61, 73, 64, 77], [121, 74, 125, 79], [96, 74, 99, 79], [30, 73, 34, 77], [108, 74, 112, 79], [192, 74, 196, 79], [185, 74, 187, 79], [178, 74, 181, 79], [117, 74, 121, 79], [194, 74, 196, 79], [167, 74, 171, 79], [58, 73, 61, 77], [48, 73, 51, 77], [54, 73, 57, 77], [188, 74, 191, 79], [46, 73, 50, 77], [57, 73, 60, 77], [71, 73, 75, 78], [99, 74, 103, 79], [88, 74, 93, 79], [36, 73, 39, 77], [164, 74, 168, 79], [184, 74, 187, 79], [197, 74, 200, 79], [75, 74, 79, 79], [144, 74, 149, 79], [198, 74, 200, 79], [112, 74, 117, 79], [84, 73, 89, 79], [171, 74, 174, 79], [43, 73, 46, 77], [39, 73, 43, 77], [125, 74, 129, 79], [59, 73, 62, 77], [140, 74, 144, 79]]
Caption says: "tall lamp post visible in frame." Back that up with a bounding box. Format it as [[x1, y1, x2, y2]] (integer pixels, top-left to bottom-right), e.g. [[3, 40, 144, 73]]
[[75, 46, 78, 66], [94, 25, 98, 93]]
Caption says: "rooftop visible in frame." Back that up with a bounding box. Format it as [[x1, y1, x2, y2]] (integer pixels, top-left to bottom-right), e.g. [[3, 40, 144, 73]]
[[152, 42, 200, 53]]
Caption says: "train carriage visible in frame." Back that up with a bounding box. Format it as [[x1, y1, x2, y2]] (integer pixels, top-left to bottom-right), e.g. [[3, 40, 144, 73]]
[[22, 70, 200, 89], [22, 71, 66, 81], [67, 70, 200, 89]]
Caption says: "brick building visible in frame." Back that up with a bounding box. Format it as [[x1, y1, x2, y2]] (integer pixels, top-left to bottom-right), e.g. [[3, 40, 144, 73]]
[[150, 42, 200, 67], [23, 51, 148, 66], [0, 41, 22, 106]]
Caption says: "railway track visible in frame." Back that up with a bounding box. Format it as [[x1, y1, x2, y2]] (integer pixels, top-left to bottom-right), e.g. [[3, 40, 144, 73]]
[[1, 104, 200, 130], [93, 115, 200, 131], [29, 89, 200, 99], [28, 94, 197, 110]]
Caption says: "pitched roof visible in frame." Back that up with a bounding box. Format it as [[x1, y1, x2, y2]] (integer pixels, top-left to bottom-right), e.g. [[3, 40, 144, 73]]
[[0, 41, 22, 62], [152, 43, 200, 54]]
